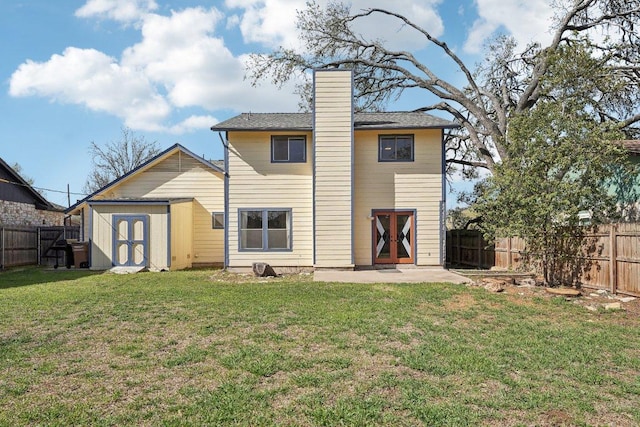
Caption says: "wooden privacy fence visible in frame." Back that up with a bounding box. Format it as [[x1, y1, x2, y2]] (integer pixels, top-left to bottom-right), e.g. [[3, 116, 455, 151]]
[[1, 226, 80, 269], [446, 230, 525, 270], [447, 223, 640, 297]]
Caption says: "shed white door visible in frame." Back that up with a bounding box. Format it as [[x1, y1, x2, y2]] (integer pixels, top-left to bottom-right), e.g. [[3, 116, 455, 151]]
[[113, 215, 148, 267]]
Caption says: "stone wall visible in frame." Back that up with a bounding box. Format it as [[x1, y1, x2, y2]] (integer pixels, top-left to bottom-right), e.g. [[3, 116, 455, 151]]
[[0, 200, 65, 227]]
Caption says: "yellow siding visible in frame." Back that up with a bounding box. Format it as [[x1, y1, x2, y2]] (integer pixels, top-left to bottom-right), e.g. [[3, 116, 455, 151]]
[[353, 129, 443, 266], [106, 152, 224, 264], [170, 201, 193, 270], [227, 131, 313, 267], [314, 69, 354, 268], [90, 204, 168, 270]]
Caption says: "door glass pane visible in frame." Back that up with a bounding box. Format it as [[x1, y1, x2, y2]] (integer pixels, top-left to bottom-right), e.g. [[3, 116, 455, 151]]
[[376, 215, 391, 258], [397, 214, 412, 258]]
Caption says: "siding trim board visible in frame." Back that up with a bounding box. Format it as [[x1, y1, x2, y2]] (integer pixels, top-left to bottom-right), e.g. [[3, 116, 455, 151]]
[[440, 129, 447, 266], [166, 205, 171, 268], [220, 131, 230, 268]]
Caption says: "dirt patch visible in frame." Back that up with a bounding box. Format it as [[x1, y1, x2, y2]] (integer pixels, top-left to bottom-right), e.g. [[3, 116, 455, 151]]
[[443, 292, 478, 310]]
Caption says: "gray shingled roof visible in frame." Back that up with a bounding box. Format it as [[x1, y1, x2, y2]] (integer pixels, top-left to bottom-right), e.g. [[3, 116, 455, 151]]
[[211, 111, 458, 131]]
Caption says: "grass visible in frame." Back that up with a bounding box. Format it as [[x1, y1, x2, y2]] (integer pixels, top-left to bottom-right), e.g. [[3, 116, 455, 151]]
[[1, 267, 639, 426]]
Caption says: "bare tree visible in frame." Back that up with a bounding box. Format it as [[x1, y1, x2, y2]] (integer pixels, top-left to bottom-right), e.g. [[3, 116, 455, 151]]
[[83, 127, 160, 194], [247, 0, 640, 177]]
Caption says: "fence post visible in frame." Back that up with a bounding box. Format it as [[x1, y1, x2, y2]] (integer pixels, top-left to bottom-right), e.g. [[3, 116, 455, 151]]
[[37, 227, 41, 266], [1, 227, 4, 269], [507, 238, 512, 270], [609, 225, 617, 294]]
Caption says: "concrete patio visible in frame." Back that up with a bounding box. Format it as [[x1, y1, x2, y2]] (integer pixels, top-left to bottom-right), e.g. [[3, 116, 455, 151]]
[[313, 267, 471, 284]]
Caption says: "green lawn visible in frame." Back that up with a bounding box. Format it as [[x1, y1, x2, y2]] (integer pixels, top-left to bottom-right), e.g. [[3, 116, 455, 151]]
[[1, 267, 639, 426]]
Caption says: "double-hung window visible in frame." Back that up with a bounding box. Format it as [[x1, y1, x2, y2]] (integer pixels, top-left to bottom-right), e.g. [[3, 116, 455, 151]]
[[272, 136, 306, 163], [379, 135, 414, 162], [239, 209, 292, 251]]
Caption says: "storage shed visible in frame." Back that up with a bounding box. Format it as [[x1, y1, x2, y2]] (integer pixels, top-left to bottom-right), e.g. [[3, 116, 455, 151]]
[[66, 144, 224, 271]]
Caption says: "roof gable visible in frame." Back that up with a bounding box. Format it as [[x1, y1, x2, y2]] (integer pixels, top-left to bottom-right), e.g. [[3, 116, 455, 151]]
[[0, 157, 59, 211], [66, 143, 224, 213]]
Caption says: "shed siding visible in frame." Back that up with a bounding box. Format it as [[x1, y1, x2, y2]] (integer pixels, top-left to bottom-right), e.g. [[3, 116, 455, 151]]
[[90, 204, 168, 270], [313, 69, 354, 268], [227, 131, 313, 267], [353, 129, 443, 266], [104, 152, 224, 265], [170, 201, 193, 270]]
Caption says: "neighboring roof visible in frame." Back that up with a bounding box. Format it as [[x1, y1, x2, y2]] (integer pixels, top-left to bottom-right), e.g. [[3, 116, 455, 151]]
[[622, 140, 640, 155], [211, 111, 458, 132], [211, 159, 225, 170], [66, 143, 224, 214], [0, 157, 62, 211]]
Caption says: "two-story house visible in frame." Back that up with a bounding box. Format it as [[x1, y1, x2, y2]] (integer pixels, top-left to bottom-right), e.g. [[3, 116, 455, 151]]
[[66, 69, 456, 272], [211, 69, 457, 270]]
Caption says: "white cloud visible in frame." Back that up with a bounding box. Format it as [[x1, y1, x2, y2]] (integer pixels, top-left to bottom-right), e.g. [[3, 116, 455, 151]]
[[9, 5, 302, 133], [9, 47, 170, 131], [225, 0, 303, 49], [225, 0, 444, 51], [464, 0, 554, 53], [122, 7, 300, 112], [168, 115, 219, 134], [75, 0, 158, 23]]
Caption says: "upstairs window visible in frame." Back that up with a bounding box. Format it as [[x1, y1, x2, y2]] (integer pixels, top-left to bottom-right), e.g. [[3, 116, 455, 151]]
[[272, 136, 306, 163], [379, 135, 414, 162]]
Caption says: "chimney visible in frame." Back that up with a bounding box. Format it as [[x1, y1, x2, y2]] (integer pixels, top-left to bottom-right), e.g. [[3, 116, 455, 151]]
[[312, 69, 354, 268]]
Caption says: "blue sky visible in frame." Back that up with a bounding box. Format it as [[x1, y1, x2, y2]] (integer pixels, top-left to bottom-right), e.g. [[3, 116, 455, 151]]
[[1, 0, 555, 208]]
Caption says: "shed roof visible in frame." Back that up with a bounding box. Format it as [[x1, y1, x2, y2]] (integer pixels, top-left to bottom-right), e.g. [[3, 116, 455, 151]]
[[211, 111, 458, 132]]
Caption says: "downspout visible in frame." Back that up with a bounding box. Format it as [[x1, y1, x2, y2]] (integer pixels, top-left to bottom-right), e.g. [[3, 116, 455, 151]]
[[441, 129, 448, 267], [217, 131, 230, 269]]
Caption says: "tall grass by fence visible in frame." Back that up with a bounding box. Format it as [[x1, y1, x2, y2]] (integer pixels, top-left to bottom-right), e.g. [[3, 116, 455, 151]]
[[447, 223, 640, 297], [1, 226, 80, 269]]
